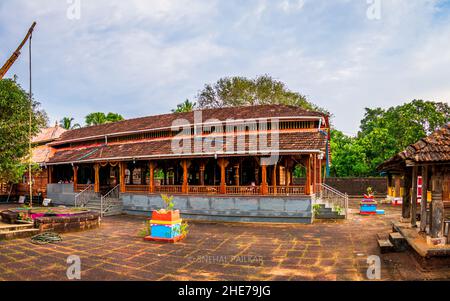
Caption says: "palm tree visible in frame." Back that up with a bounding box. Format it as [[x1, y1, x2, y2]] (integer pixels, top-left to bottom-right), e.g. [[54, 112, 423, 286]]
[[85, 112, 107, 126], [60, 117, 81, 130], [106, 112, 124, 123], [172, 99, 196, 113]]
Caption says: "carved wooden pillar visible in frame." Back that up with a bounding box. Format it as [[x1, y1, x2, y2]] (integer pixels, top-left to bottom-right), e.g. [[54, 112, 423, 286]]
[[73, 165, 78, 191], [411, 166, 418, 227], [261, 163, 268, 195], [430, 167, 444, 239], [234, 163, 240, 186], [272, 164, 277, 194], [199, 162, 205, 186], [420, 166, 429, 233], [181, 160, 189, 194], [218, 159, 229, 194], [402, 169, 412, 220], [119, 162, 126, 193], [149, 161, 155, 193], [305, 155, 311, 195], [94, 163, 100, 193]]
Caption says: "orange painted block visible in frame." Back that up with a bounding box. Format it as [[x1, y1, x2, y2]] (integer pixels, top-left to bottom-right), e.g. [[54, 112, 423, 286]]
[[143, 234, 186, 243], [150, 210, 180, 222]]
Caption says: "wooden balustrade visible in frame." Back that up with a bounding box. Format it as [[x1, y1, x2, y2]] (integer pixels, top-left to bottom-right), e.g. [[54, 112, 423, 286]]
[[188, 186, 220, 194], [154, 185, 183, 194], [226, 186, 261, 195], [75, 184, 90, 192], [125, 185, 148, 193], [268, 186, 305, 195]]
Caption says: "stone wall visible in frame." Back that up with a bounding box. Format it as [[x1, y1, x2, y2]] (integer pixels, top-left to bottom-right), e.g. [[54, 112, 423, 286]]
[[122, 194, 313, 224], [46, 184, 77, 206], [34, 212, 100, 233], [294, 177, 387, 197]]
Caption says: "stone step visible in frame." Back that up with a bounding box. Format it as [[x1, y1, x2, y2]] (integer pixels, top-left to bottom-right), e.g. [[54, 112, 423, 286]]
[[378, 239, 395, 254], [315, 213, 345, 220], [0, 228, 40, 240], [0, 223, 35, 232], [389, 232, 408, 252]]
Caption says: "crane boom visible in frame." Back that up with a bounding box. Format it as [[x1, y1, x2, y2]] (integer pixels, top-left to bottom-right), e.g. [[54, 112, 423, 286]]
[[0, 22, 36, 79]]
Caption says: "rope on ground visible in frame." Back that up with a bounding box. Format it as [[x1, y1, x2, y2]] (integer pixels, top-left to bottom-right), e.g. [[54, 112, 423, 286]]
[[31, 232, 62, 245]]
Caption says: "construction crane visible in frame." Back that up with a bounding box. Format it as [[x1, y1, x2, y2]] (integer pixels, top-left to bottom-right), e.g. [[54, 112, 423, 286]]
[[0, 22, 36, 79]]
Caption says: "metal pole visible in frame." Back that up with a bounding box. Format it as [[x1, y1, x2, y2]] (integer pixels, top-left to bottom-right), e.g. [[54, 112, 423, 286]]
[[28, 32, 33, 208]]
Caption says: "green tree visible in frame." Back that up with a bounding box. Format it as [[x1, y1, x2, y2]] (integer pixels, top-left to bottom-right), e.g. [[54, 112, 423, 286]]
[[196, 75, 327, 113], [60, 117, 80, 130], [0, 79, 47, 183], [85, 112, 124, 126], [172, 99, 196, 113]]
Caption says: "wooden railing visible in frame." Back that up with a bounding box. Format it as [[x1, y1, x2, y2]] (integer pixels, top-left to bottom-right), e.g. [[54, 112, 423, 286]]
[[125, 185, 148, 193], [188, 186, 220, 194], [226, 186, 261, 195], [75, 183, 91, 192], [269, 186, 305, 195], [154, 185, 183, 194]]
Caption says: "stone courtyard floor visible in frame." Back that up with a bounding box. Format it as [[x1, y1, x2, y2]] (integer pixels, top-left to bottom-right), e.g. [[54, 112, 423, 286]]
[[0, 201, 450, 281]]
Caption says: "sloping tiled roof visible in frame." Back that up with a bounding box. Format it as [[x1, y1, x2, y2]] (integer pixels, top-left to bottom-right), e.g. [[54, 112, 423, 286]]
[[47, 131, 328, 164], [51, 105, 326, 145], [378, 123, 450, 171], [32, 125, 66, 144], [32, 145, 56, 164]]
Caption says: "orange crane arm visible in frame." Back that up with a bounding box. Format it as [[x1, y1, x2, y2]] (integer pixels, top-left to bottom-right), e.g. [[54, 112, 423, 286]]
[[0, 22, 37, 79]]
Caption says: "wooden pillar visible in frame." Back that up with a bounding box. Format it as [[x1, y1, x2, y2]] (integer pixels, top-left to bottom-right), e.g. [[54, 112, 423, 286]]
[[149, 161, 155, 193], [305, 156, 311, 195], [430, 167, 444, 239], [219, 158, 229, 194], [181, 160, 189, 194], [420, 166, 429, 233], [272, 164, 277, 194], [402, 170, 412, 220], [318, 159, 322, 185], [395, 176, 401, 197], [48, 166, 53, 184], [284, 161, 289, 187], [73, 165, 78, 191], [234, 163, 240, 186], [119, 162, 126, 193], [254, 167, 259, 185], [94, 163, 100, 193], [311, 154, 317, 194], [199, 162, 205, 186], [411, 166, 418, 227], [261, 163, 268, 195]]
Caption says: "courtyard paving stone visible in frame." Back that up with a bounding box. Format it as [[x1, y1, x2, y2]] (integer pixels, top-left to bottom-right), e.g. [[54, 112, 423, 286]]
[[0, 201, 450, 280]]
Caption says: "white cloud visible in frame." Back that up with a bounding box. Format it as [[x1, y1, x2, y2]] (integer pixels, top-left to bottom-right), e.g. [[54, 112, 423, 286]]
[[0, 0, 449, 134]]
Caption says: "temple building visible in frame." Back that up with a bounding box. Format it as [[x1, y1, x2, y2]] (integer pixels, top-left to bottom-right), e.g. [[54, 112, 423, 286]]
[[378, 123, 450, 247], [41, 105, 339, 223]]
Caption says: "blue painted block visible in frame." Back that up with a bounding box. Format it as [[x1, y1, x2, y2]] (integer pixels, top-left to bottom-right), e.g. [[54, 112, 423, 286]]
[[376, 210, 385, 215], [151, 224, 181, 239]]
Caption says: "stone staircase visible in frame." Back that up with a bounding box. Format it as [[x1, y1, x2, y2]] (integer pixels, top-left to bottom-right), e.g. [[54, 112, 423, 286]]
[[0, 222, 39, 240], [84, 197, 123, 217], [314, 204, 346, 220], [377, 231, 408, 254]]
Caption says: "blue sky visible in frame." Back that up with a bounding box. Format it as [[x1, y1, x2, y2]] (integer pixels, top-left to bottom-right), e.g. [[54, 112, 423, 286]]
[[1, 0, 449, 135]]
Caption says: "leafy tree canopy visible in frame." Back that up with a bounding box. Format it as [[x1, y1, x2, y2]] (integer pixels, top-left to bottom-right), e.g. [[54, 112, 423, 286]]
[[330, 99, 450, 177], [196, 75, 327, 114], [172, 99, 196, 113], [60, 117, 80, 130], [0, 79, 48, 183], [85, 112, 124, 126]]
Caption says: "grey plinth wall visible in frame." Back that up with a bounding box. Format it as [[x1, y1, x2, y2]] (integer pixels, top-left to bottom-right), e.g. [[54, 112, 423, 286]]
[[122, 194, 313, 224], [46, 184, 76, 206]]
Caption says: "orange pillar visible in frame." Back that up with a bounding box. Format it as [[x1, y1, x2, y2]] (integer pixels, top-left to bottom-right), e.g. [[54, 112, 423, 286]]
[[73, 165, 78, 191], [200, 162, 205, 186], [119, 162, 126, 193], [94, 164, 100, 193], [219, 159, 228, 194], [272, 164, 277, 194], [182, 160, 188, 194], [312, 154, 317, 193], [305, 156, 311, 195], [149, 161, 155, 193], [234, 164, 240, 186], [261, 164, 268, 195]]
